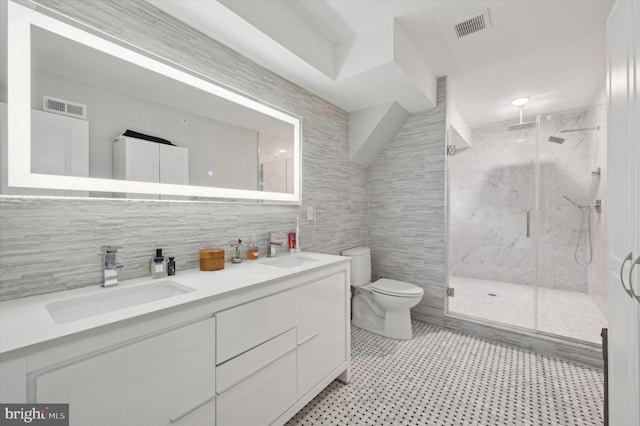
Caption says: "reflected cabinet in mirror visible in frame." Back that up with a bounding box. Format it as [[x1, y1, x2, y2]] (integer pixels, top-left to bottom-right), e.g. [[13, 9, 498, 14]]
[[2, 1, 301, 203]]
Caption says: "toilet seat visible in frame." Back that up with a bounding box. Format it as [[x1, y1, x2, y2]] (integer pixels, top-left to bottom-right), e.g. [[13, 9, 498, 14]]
[[369, 279, 423, 298]]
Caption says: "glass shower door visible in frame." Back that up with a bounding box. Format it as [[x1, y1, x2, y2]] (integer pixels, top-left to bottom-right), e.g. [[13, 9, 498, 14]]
[[447, 120, 538, 330], [536, 105, 607, 344]]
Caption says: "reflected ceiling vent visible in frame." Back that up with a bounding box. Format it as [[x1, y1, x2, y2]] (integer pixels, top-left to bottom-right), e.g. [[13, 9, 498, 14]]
[[453, 9, 491, 38], [43, 96, 87, 119]]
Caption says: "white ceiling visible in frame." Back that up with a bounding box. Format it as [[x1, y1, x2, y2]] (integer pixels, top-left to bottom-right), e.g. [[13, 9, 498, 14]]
[[148, 0, 614, 128]]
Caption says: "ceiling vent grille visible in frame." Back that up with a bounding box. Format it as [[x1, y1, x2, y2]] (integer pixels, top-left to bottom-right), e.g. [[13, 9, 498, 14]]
[[454, 9, 491, 38], [43, 96, 87, 119]]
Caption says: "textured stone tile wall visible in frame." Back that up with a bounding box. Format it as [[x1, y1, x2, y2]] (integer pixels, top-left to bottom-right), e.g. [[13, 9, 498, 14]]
[[368, 78, 447, 324], [0, 0, 368, 300]]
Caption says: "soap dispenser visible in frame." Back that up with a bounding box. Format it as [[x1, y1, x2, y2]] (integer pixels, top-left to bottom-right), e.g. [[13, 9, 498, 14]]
[[151, 248, 167, 278], [248, 235, 259, 260], [167, 257, 176, 276]]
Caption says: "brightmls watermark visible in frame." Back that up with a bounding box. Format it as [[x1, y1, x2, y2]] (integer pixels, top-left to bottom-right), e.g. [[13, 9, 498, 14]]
[[0, 404, 68, 425]]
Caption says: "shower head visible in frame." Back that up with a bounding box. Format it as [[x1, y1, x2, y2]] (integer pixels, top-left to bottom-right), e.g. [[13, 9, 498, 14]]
[[547, 125, 599, 144]]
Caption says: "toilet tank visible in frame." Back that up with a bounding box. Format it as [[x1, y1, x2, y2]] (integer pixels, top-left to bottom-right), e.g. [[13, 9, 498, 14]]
[[341, 247, 371, 287]]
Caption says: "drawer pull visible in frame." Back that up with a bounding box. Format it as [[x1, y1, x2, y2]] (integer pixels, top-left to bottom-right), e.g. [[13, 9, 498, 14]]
[[220, 346, 297, 393], [170, 394, 216, 423], [298, 331, 319, 347], [217, 328, 297, 394]]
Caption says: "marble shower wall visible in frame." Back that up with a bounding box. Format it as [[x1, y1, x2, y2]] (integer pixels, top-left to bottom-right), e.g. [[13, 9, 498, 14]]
[[448, 121, 538, 287], [0, 0, 368, 301], [537, 108, 604, 292], [538, 106, 606, 292], [449, 106, 605, 293]]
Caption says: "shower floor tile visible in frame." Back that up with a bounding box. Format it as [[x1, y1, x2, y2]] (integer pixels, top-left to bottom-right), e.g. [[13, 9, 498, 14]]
[[287, 322, 604, 426], [448, 275, 607, 344]]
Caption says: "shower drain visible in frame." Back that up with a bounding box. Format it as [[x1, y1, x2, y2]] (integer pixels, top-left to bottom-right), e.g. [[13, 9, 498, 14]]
[[488, 293, 497, 297]]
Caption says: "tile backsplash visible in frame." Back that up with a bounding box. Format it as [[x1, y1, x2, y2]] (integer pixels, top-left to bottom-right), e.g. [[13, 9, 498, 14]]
[[0, 0, 368, 300]]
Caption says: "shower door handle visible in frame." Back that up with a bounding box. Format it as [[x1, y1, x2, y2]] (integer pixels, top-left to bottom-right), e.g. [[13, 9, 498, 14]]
[[619, 252, 635, 299], [526, 211, 530, 238], [628, 254, 640, 303]]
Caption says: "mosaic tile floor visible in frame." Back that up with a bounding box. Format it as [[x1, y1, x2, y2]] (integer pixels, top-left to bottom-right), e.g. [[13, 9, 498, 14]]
[[287, 322, 604, 426]]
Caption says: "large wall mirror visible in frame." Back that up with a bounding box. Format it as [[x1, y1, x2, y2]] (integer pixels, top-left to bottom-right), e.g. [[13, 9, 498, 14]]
[[2, 1, 301, 203]]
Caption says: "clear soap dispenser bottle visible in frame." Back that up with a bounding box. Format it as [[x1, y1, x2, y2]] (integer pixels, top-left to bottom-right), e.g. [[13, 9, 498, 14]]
[[248, 235, 259, 260], [151, 248, 167, 279]]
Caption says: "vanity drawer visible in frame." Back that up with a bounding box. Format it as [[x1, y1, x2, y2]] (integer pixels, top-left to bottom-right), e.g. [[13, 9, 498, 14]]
[[217, 349, 297, 426], [216, 290, 295, 364], [217, 328, 296, 393], [31, 317, 216, 426]]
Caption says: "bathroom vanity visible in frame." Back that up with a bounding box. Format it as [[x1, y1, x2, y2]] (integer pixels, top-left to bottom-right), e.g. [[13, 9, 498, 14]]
[[0, 253, 350, 426]]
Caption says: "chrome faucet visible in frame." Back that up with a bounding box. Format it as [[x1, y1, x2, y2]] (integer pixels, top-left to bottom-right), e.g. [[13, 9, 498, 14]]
[[267, 233, 284, 257], [101, 245, 124, 287]]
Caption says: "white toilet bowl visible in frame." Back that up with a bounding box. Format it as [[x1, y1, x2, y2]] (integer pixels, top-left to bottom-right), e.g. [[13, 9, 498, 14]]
[[342, 247, 424, 340]]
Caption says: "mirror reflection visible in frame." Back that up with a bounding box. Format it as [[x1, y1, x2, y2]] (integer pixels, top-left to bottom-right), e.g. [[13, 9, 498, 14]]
[[4, 23, 297, 200]]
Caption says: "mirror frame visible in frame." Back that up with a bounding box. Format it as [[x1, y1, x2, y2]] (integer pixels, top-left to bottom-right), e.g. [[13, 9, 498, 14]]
[[6, 1, 301, 203]]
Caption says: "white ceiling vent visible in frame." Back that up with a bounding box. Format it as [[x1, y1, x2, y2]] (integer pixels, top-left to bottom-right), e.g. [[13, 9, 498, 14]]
[[453, 9, 491, 39], [43, 96, 87, 119]]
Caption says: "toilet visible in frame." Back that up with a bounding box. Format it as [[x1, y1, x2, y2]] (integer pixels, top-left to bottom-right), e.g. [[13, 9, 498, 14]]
[[342, 247, 424, 340]]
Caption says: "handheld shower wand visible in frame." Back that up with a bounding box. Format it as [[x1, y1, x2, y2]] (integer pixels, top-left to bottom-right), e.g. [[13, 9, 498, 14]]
[[562, 195, 580, 208], [562, 195, 593, 266]]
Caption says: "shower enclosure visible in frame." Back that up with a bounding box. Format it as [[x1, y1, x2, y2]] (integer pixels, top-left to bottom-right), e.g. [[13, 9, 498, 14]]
[[446, 104, 607, 345]]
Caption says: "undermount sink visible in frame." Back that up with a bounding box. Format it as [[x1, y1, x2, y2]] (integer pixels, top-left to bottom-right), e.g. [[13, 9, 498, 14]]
[[261, 255, 318, 269], [46, 280, 195, 324]]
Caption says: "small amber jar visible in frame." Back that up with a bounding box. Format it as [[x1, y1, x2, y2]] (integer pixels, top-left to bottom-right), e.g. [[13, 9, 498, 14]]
[[200, 248, 225, 271]]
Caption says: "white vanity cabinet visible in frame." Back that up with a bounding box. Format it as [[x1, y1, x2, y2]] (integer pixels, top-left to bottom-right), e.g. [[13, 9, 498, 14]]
[[295, 270, 348, 399], [32, 317, 216, 426], [2, 316, 216, 426], [214, 264, 350, 426], [0, 257, 350, 426]]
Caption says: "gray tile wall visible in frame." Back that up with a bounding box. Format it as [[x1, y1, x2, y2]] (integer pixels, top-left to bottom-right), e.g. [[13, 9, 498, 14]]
[[368, 77, 447, 324], [0, 0, 368, 300]]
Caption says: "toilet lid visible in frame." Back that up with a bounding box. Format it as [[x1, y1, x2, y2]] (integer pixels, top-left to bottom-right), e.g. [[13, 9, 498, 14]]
[[370, 279, 423, 297]]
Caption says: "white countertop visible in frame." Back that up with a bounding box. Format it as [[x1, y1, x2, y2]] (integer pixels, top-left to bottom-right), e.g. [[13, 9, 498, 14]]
[[0, 252, 349, 356]]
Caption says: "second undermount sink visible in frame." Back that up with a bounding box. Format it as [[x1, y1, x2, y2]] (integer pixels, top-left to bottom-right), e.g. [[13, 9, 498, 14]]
[[46, 280, 195, 324], [261, 255, 318, 269]]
